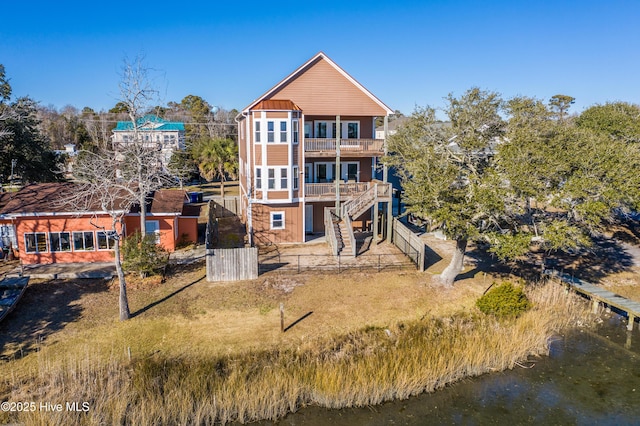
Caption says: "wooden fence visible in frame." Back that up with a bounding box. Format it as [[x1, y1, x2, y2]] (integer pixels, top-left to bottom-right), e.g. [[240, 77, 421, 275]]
[[206, 247, 258, 282], [392, 217, 426, 271], [205, 198, 257, 281], [210, 196, 240, 217]]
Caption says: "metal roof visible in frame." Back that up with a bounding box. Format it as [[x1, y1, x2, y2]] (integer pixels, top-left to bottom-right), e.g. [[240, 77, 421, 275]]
[[113, 115, 185, 132]]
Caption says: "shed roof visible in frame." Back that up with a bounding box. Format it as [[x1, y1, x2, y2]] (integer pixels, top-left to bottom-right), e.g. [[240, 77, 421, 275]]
[[252, 99, 302, 111]]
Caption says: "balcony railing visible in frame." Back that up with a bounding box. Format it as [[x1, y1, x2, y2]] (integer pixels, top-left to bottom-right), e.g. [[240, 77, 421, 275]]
[[304, 138, 384, 155], [304, 181, 391, 201]]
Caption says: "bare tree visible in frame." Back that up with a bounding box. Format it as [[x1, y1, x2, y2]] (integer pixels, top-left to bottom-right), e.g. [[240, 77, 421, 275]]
[[63, 152, 135, 320], [114, 55, 171, 236]]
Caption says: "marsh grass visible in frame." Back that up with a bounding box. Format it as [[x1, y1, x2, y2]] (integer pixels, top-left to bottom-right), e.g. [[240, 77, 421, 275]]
[[0, 282, 589, 425]]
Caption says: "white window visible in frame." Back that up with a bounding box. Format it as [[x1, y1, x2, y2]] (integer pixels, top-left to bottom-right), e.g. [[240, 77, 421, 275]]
[[268, 168, 275, 189], [270, 212, 285, 230], [346, 122, 359, 139], [73, 231, 95, 251], [255, 168, 262, 190], [255, 121, 261, 143], [304, 122, 312, 138], [267, 121, 275, 143], [49, 232, 71, 252], [315, 121, 328, 138], [25, 233, 47, 253], [280, 121, 287, 142], [340, 162, 360, 182], [292, 120, 299, 144], [280, 168, 288, 189], [146, 220, 160, 244], [97, 231, 117, 250], [293, 166, 299, 190], [315, 162, 336, 183]]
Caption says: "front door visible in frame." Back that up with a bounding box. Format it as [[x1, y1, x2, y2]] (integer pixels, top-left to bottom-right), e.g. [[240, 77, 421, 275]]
[[305, 204, 314, 234]]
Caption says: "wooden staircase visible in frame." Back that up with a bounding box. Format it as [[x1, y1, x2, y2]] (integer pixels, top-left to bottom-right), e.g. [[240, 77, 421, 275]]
[[325, 182, 391, 258], [336, 220, 353, 256]]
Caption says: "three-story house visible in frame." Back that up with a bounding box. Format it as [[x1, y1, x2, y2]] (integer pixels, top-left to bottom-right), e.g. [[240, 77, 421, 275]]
[[236, 52, 394, 255]]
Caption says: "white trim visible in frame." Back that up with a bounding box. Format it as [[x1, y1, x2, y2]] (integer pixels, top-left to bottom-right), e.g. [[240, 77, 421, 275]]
[[2, 210, 127, 218], [96, 230, 117, 251], [340, 161, 360, 182], [49, 231, 72, 253], [145, 220, 161, 244], [241, 52, 393, 115], [270, 211, 285, 230], [24, 232, 47, 253], [265, 166, 290, 191], [126, 213, 181, 217], [250, 198, 302, 205], [314, 162, 336, 183], [293, 165, 299, 190], [72, 231, 96, 251]]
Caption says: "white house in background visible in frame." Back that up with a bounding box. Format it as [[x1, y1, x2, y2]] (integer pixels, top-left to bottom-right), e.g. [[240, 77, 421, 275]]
[[111, 115, 186, 167], [374, 116, 410, 140]]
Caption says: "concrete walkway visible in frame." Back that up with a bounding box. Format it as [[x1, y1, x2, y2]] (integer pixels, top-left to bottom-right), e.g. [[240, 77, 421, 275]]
[[6, 262, 116, 279]]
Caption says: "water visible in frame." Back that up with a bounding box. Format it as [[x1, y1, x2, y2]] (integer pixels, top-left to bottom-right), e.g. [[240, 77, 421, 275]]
[[267, 314, 640, 425]]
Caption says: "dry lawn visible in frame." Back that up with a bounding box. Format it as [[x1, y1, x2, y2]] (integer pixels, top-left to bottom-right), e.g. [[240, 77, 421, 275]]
[[0, 260, 491, 365]]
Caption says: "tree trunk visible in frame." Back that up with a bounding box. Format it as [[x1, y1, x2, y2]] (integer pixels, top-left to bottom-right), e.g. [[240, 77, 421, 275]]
[[113, 234, 131, 321], [437, 238, 468, 287], [220, 180, 225, 198], [139, 193, 147, 236]]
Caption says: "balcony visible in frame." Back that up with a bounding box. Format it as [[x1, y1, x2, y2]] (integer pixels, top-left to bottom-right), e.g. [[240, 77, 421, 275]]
[[304, 181, 391, 202], [304, 138, 384, 157]]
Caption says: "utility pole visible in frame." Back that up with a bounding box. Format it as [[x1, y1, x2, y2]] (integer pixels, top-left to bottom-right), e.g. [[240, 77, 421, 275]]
[[10, 159, 16, 190], [335, 115, 341, 215]]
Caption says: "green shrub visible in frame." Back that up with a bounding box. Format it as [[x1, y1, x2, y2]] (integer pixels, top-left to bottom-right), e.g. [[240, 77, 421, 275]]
[[476, 281, 531, 319], [122, 232, 169, 278]]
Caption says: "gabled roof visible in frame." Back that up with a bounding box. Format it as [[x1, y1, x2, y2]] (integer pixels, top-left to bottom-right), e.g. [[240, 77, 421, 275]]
[[241, 52, 393, 117], [114, 115, 185, 132], [130, 189, 189, 215]]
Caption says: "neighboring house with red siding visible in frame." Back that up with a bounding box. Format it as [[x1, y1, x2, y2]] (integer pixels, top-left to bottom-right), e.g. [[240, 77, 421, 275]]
[[236, 52, 394, 255], [0, 183, 199, 265]]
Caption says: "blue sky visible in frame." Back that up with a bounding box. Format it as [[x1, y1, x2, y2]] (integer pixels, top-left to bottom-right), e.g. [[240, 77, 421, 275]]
[[2, 0, 639, 117]]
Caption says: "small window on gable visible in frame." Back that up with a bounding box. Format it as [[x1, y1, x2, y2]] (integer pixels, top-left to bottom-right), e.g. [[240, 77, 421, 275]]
[[270, 212, 285, 230]]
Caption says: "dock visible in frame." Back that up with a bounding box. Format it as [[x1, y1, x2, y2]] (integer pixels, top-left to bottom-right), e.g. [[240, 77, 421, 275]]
[[545, 270, 640, 331]]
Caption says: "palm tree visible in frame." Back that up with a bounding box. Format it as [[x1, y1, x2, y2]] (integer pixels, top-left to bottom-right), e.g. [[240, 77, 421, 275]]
[[197, 137, 238, 197]]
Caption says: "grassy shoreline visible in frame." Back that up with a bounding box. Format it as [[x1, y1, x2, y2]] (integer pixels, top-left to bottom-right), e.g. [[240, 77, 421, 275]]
[[0, 279, 590, 425]]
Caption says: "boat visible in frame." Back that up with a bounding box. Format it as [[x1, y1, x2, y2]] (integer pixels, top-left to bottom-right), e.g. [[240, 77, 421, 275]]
[[0, 276, 29, 323]]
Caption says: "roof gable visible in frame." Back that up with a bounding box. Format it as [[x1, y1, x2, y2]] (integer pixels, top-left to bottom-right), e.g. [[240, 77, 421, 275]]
[[244, 52, 392, 117], [149, 190, 188, 214]]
